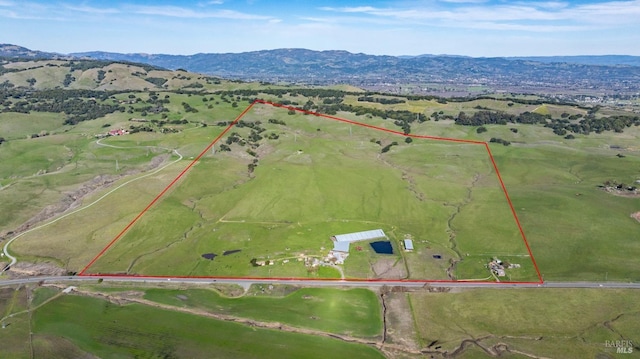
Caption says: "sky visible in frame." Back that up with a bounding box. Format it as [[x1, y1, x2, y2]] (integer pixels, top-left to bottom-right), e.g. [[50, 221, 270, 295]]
[[1, 0, 639, 57]]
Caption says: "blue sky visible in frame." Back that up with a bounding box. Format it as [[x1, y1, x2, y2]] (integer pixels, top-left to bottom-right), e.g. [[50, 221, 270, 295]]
[[1, 0, 639, 56]]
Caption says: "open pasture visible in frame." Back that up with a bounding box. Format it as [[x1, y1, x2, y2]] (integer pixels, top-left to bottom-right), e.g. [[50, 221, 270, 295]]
[[408, 288, 640, 358], [143, 286, 382, 337], [82, 102, 539, 281], [32, 292, 384, 359]]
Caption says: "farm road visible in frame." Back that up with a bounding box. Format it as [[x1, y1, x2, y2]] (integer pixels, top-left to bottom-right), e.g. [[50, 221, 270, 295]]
[[1, 139, 184, 272]]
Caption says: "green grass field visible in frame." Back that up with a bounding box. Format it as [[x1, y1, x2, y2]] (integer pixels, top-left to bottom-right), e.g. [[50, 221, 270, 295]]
[[31, 291, 384, 359], [142, 287, 381, 337], [408, 288, 640, 358], [81, 103, 538, 281], [3, 86, 639, 282]]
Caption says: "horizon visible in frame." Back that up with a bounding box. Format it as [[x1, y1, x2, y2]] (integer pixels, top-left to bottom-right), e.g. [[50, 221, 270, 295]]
[[1, 0, 640, 57], [71, 48, 639, 58]]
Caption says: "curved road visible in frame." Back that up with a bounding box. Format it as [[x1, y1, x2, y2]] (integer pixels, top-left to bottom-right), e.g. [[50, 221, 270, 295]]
[[1, 140, 183, 272]]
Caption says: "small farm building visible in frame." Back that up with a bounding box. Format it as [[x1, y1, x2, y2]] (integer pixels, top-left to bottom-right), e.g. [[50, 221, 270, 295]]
[[403, 239, 414, 251]]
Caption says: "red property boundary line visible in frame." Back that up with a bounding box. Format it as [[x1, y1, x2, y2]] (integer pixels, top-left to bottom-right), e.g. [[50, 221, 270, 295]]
[[79, 99, 543, 284]]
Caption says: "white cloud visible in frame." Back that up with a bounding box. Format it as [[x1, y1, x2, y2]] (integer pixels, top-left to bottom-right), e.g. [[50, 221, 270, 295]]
[[319, 0, 640, 29], [63, 4, 120, 15], [130, 5, 273, 20], [438, 0, 488, 3]]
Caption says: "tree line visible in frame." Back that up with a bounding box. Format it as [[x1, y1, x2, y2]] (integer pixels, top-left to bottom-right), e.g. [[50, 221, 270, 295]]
[[1, 88, 123, 125], [454, 110, 640, 136]]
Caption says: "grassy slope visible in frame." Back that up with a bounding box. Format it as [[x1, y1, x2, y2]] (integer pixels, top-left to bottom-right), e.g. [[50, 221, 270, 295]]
[[489, 132, 640, 281], [408, 114, 640, 281], [409, 288, 640, 358], [85, 104, 538, 280], [32, 293, 384, 359], [1, 79, 639, 281]]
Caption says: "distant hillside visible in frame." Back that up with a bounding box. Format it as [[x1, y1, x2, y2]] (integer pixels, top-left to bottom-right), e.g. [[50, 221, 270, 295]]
[[508, 55, 640, 67], [3, 44, 640, 95], [71, 48, 640, 95], [0, 58, 223, 91], [0, 44, 63, 59]]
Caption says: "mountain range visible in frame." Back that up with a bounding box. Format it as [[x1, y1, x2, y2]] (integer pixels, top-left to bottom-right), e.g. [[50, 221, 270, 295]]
[[2, 44, 640, 95]]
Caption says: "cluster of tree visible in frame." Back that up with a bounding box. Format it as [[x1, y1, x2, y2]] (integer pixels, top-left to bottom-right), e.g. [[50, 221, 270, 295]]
[[357, 96, 405, 104], [447, 95, 588, 109], [235, 120, 265, 132], [203, 76, 221, 85], [321, 97, 343, 105], [128, 124, 154, 133], [544, 115, 640, 135], [181, 102, 198, 113], [489, 138, 511, 146], [182, 82, 204, 89], [225, 132, 246, 146], [30, 131, 50, 139], [336, 103, 426, 134], [203, 89, 433, 131], [137, 118, 188, 128], [217, 88, 348, 99], [455, 110, 549, 126], [144, 77, 167, 87], [0, 88, 123, 125], [0, 64, 21, 76], [455, 109, 639, 137], [247, 129, 263, 142], [147, 92, 171, 105], [64, 59, 164, 72], [381, 141, 399, 153], [268, 118, 286, 126], [97, 70, 106, 82], [63, 73, 75, 87], [220, 121, 266, 175], [0, 80, 14, 89]]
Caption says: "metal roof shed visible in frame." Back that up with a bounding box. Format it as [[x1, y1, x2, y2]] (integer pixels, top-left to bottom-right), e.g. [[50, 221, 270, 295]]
[[334, 229, 387, 243], [332, 241, 351, 253], [403, 239, 414, 251]]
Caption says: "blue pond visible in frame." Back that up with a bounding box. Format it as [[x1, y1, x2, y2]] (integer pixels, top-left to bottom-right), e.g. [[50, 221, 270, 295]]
[[370, 241, 393, 254]]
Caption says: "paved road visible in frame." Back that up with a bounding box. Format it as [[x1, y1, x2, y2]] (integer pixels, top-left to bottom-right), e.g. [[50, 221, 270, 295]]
[[1, 275, 639, 289]]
